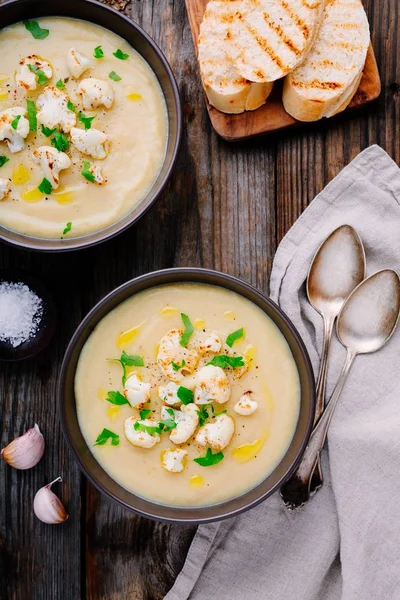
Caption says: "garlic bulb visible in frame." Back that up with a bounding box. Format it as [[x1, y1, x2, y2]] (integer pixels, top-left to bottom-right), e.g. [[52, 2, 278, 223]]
[[1, 424, 45, 469], [34, 477, 69, 524]]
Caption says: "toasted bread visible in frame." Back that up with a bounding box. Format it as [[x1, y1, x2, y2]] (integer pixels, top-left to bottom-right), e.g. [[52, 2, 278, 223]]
[[230, 0, 324, 83], [198, 0, 273, 114], [282, 0, 370, 121]]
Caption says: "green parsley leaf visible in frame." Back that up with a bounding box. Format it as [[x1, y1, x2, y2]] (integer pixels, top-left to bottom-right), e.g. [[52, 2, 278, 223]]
[[109, 71, 121, 82], [56, 79, 65, 90], [226, 328, 245, 348], [177, 386, 194, 405], [196, 405, 210, 427], [140, 409, 152, 420], [94, 45, 104, 59], [0, 156, 9, 168], [67, 99, 76, 112], [78, 112, 96, 130], [113, 49, 129, 60], [23, 20, 49, 40], [27, 64, 48, 86], [11, 114, 21, 130], [38, 177, 52, 195], [194, 448, 224, 467], [159, 419, 177, 432], [26, 99, 37, 132], [106, 390, 129, 406], [207, 355, 245, 369], [94, 428, 120, 446], [211, 405, 227, 417], [41, 125, 55, 137], [63, 221, 72, 235], [180, 313, 194, 347], [51, 130, 69, 152], [171, 359, 186, 372], [81, 160, 95, 183], [165, 407, 174, 417], [121, 351, 145, 367], [134, 421, 162, 435]]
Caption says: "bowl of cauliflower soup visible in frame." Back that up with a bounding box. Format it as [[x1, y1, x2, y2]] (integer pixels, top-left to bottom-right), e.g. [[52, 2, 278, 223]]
[[59, 269, 315, 523], [0, 0, 181, 250]]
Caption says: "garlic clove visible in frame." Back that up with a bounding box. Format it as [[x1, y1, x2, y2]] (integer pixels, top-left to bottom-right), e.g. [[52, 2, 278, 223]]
[[1, 424, 45, 469], [34, 477, 69, 524]]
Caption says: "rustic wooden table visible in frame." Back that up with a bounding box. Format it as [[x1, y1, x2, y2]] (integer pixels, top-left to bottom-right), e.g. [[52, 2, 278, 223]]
[[0, 0, 399, 598]]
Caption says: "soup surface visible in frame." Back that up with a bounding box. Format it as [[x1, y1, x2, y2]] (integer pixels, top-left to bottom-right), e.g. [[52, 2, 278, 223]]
[[75, 283, 300, 507], [0, 17, 167, 238]]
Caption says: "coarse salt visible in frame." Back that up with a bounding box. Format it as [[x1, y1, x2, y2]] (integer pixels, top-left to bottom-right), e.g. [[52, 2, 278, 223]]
[[0, 282, 43, 348]]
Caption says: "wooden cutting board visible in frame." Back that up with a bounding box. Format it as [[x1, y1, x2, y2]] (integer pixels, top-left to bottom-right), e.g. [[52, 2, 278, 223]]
[[185, 0, 382, 141]]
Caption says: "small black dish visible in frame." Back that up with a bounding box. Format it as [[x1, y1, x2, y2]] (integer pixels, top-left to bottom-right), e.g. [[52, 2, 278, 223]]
[[0, 271, 56, 361]]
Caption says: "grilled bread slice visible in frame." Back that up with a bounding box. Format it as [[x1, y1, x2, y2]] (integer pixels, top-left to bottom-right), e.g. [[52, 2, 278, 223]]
[[230, 0, 324, 83], [282, 0, 370, 121], [198, 0, 273, 114]]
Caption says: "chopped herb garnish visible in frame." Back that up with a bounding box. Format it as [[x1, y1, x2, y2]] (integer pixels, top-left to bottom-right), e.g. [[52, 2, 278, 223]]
[[26, 99, 37, 132], [78, 112, 96, 130], [11, 115, 21, 130], [23, 20, 49, 40], [0, 156, 9, 168], [63, 221, 72, 235], [113, 49, 129, 60], [165, 407, 174, 417], [112, 350, 145, 385], [194, 448, 224, 467], [207, 355, 245, 369], [94, 428, 120, 446], [196, 404, 211, 426], [106, 390, 129, 406], [211, 405, 227, 417], [38, 177, 52, 195], [109, 71, 121, 82], [171, 359, 186, 371], [177, 386, 194, 405], [51, 129, 69, 152], [27, 64, 48, 86], [180, 313, 194, 347], [56, 79, 65, 90], [67, 99, 76, 112], [41, 125, 55, 137], [94, 45, 104, 59], [159, 419, 177, 432], [81, 160, 95, 183], [226, 328, 245, 348], [140, 409, 152, 420], [134, 421, 161, 435]]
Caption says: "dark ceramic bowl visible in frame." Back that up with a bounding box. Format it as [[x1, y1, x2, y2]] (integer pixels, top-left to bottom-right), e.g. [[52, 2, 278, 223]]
[[59, 268, 315, 524], [0, 0, 182, 251]]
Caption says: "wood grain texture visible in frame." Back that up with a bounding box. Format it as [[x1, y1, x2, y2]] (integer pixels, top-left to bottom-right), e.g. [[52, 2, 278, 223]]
[[185, 0, 381, 140], [0, 0, 399, 599]]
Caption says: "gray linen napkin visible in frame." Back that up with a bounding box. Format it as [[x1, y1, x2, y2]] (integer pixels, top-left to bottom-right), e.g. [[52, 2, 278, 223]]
[[164, 145, 400, 600]]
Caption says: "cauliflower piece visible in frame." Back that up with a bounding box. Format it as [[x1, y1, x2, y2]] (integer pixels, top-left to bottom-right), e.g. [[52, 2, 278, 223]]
[[77, 78, 114, 110], [89, 163, 106, 185], [234, 391, 258, 416], [194, 365, 230, 405], [32, 146, 71, 190], [70, 127, 109, 160], [67, 48, 91, 79], [0, 107, 30, 153], [161, 448, 187, 473], [0, 178, 11, 200], [158, 382, 181, 407], [16, 55, 52, 92], [169, 404, 199, 445], [36, 87, 76, 133], [124, 416, 160, 449], [157, 329, 199, 382], [195, 414, 234, 451], [193, 330, 222, 355], [123, 373, 151, 408]]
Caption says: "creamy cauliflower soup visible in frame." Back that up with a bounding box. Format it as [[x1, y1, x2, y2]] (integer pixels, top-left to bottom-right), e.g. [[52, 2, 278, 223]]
[[0, 18, 167, 238], [75, 283, 301, 507]]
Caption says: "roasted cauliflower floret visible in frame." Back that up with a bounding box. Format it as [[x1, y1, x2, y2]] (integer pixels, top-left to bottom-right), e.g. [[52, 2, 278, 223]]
[[194, 365, 230, 405], [16, 55, 52, 92], [195, 414, 234, 451], [169, 404, 199, 445], [0, 107, 29, 153], [124, 416, 160, 449], [161, 448, 187, 473], [67, 48, 91, 79], [193, 330, 222, 355], [32, 146, 71, 190], [0, 178, 11, 200], [70, 127, 109, 160], [157, 329, 199, 382], [36, 87, 76, 133], [88, 163, 106, 185], [158, 382, 181, 407], [234, 391, 258, 416], [123, 373, 151, 408], [77, 78, 114, 110]]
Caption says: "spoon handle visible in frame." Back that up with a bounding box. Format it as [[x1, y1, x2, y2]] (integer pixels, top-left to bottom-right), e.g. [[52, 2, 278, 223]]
[[314, 314, 335, 425]]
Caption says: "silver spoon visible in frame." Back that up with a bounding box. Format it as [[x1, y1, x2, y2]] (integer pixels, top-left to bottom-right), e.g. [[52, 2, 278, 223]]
[[281, 269, 400, 509], [306, 225, 365, 487]]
